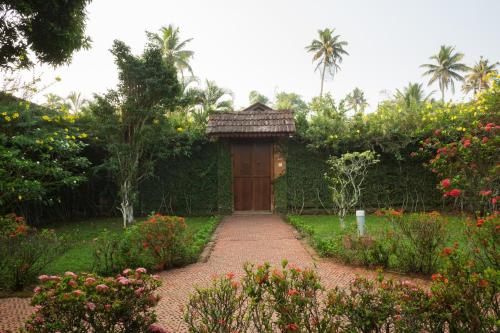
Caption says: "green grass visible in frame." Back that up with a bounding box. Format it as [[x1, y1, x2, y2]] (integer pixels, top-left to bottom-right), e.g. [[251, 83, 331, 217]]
[[44, 216, 221, 275], [288, 213, 469, 246]]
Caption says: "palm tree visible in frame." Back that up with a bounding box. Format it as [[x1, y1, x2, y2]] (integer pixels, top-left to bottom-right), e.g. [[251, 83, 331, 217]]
[[190, 80, 233, 123], [147, 24, 194, 79], [462, 57, 498, 95], [394, 82, 433, 108], [66, 91, 87, 113], [345, 87, 368, 112], [421, 45, 469, 102], [306, 28, 348, 98]]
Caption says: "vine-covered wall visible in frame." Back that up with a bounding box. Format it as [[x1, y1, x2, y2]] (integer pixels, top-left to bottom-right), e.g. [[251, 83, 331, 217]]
[[138, 139, 442, 216]]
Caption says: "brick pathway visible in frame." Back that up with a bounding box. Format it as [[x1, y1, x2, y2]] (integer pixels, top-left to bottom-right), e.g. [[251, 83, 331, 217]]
[[0, 214, 427, 332]]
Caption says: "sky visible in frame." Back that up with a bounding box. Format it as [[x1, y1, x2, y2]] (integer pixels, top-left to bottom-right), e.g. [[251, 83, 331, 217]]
[[22, 0, 500, 112]]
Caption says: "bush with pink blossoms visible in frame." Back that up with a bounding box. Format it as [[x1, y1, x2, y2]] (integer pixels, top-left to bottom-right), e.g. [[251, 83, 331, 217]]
[[23, 268, 166, 333]]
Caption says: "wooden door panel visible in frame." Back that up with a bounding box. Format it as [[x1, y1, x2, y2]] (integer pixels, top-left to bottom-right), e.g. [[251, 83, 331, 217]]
[[233, 142, 271, 211], [253, 178, 271, 210], [234, 178, 253, 211]]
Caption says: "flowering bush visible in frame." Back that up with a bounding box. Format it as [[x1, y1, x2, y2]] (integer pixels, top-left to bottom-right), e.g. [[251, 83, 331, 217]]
[[418, 78, 499, 214], [185, 260, 499, 332], [388, 212, 448, 274], [23, 268, 165, 333], [0, 216, 65, 291], [466, 213, 499, 270]]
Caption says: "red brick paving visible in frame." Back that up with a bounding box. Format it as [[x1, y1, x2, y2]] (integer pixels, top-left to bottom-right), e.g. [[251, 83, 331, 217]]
[[0, 214, 427, 332]]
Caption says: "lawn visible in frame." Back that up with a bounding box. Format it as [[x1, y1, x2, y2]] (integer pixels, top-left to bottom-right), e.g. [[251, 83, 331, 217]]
[[44, 216, 221, 275], [288, 213, 469, 246]]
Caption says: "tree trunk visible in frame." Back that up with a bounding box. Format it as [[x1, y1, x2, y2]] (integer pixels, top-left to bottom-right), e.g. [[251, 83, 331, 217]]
[[119, 180, 134, 228], [339, 211, 346, 229], [441, 88, 444, 103], [320, 61, 326, 99]]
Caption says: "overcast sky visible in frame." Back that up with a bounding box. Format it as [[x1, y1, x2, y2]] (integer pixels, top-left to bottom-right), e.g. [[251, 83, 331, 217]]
[[24, 0, 500, 112]]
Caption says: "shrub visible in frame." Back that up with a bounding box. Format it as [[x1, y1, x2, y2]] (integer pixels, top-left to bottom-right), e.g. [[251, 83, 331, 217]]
[[0, 214, 66, 291], [388, 211, 448, 274], [92, 229, 123, 275], [185, 260, 499, 333], [23, 268, 165, 333], [466, 213, 499, 270]]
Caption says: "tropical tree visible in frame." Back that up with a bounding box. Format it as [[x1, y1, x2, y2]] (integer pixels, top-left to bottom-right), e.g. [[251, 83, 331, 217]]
[[305, 28, 348, 98], [248, 90, 269, 105], [147, 24, 194, 79], [87, 39, 180, 227], [66, 91, 87, 113], [189, 80, 233, 124], [462, 57, 498, 95], [421, 45, 469, 102], [394, 82, 433, 108], [345, 87, 368, 113]]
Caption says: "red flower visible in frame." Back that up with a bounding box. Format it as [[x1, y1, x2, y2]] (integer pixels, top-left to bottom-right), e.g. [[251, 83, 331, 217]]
[[226, 272, 235, 280], [434, 129, 441, 136], [440, 179, 451, 188], [484, 123, 495, 131], [285, 323, 299, 331], [287, 289, 300, 296], [479, 190, 492, 196], [462, 139, 471, 148], [482, 136, 489, 144], [431, 273, 442, 281], [476, 218, 485, 227], [492, 196, 499, 205], [479, 279, 489, 287], [442, 247, 453, 256], [448, 189, 461, 197]]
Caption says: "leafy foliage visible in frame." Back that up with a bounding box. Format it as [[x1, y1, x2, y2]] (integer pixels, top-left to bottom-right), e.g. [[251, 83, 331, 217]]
[[0, 0, 92, 69]]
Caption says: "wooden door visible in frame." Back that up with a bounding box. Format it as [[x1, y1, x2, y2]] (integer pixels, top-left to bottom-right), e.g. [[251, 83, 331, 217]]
[[233, 142, 271, 211]]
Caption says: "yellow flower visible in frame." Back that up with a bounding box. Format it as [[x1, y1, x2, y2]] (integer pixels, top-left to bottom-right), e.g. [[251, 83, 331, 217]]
[[4, 116, 11, 122], [42, 115, 51, 122], [153, 119, 159, 124], [176, 127, 184, 133], [78, 133, 88, 139], [1, 112, 6, 116], [12, 112, 19, 119], [35, 139, 43, 144]]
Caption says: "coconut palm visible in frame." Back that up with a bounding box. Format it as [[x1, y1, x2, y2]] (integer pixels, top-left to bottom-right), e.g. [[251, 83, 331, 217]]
[[66, 91, 87, 113], [421, 45, 469, 102], [394, 82, 433, 108], [147, 24, 194, 79], [189, 80, 233, 123], [345, 87, 368, 113], [462, 57, 498, 95], [306, 28, 349, 98]]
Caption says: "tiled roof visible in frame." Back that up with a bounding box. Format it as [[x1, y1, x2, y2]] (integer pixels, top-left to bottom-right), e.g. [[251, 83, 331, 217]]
[[206, 102, 296, 137]]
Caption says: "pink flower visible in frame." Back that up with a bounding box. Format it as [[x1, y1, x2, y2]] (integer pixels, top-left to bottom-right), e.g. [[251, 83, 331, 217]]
[[86, 302, 96, 311], [288, 289, 299, 296], [148, 323, 168, 333], [33, 287, 41, 294], [72, 289, 83, 297], [135, 267, 147, 274], [226, 272, 235, 280], [34, 316, 44, 324], [492, 196, 499, 205], [64, 271, 78, 279], [462, 139, 471, 148], [134, 287, 145, 296], [33, 305, 42, 313], [84, 277, 96, 286], [123, 268, 132, 275], [482, 136, 489, 144], [104, 304, 111, 311], [151, 275, 161, 281], [440, 179, 451, 188], [96, 284, 109, 292], [67, 280, 78, 288], [117, 277, 130, 285], [38, 275, 50, 282]]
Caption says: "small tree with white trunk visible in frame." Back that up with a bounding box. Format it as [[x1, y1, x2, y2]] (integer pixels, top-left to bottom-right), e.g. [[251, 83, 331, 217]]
[[325, 151, 379, 228]]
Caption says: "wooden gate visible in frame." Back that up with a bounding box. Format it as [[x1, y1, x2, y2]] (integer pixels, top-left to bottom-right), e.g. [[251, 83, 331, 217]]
[[232, 142, 271, 211]]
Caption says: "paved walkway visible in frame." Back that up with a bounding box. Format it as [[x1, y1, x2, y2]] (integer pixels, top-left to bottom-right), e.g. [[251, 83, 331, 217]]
[[0, 214, 427, 332]]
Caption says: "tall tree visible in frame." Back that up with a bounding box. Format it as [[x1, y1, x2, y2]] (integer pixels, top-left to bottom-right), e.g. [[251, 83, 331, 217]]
[[248, 90, 269, 105], [305, 28, 348, 98], [189, 80, 233, 124], [394, 82, 433, 108], [421, 45, 469, 102], [345, 87, 368, 113], [88, 39, 180, 227], [147, 24, 194, 80], [66, 91, 87, 113], [0, 0, 92, 69], [462, 57, 498, 95]]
